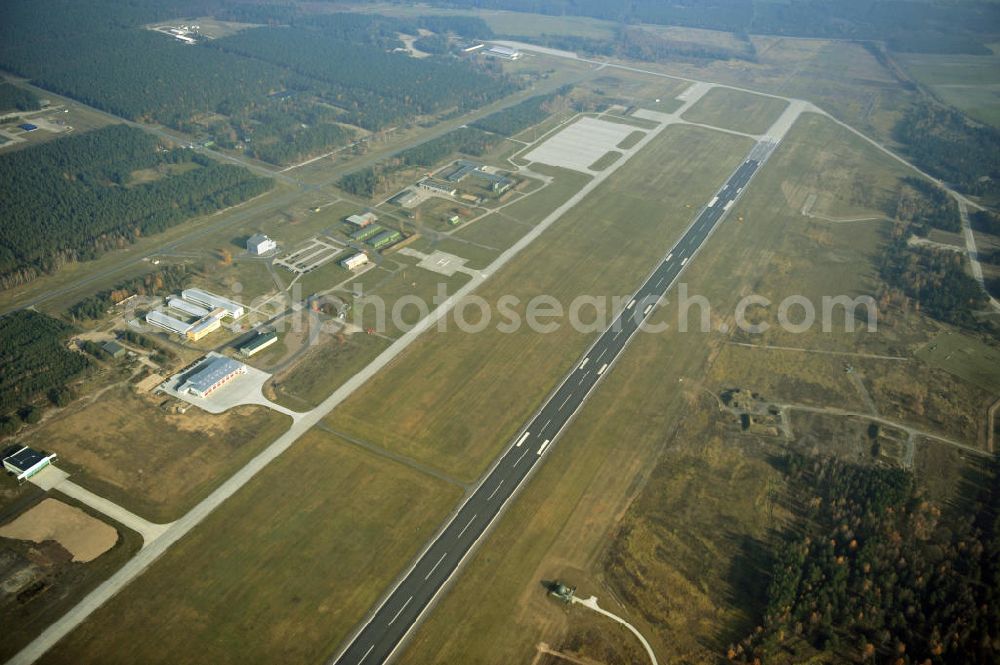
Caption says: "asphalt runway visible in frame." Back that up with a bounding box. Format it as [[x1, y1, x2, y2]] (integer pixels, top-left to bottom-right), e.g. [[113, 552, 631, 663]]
[[330, 140, 777, 665]]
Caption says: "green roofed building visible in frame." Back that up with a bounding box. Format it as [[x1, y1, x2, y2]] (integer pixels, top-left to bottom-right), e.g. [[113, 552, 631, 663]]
[[350, 224, 383, 242], [368, 230, 403, 250]]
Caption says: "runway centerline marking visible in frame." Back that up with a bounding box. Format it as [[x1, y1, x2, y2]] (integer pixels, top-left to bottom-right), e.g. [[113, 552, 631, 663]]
[[425, 552, 448, 580], [360, 645, 375, 663], [487, 479, 505, 501], [457, 514, 477, 539], [514, 447, 530, 466], [387, 596, 413, 626]]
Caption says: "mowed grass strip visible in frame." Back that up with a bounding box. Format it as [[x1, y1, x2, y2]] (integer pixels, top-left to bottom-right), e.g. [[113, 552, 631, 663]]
[[325, 124, 753, 483], [682, 87, 789, 135], [39, 428, 463, 665]]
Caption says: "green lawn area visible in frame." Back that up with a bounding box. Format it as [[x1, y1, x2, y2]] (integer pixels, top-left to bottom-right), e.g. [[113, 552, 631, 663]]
[[271, 331, 392, 410], [898, 51, 1000, 128], [682, 87, 789, 135], [453, 212, 533, 253], [325, 124, 754, 483], [616, 129, 647, 150], [915, 331, 1000, 394], [38, 428, 463, 665], [588, 150, 622, 171]]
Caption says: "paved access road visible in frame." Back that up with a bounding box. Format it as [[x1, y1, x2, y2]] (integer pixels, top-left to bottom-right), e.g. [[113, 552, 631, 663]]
[[330, 140, 776, 665]]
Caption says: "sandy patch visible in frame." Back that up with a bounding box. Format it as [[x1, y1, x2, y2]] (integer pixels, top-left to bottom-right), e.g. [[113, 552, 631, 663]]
[[0, 499, 117, 562]]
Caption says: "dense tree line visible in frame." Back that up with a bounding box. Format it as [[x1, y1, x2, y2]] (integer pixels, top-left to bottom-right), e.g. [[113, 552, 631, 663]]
[[893, 177, 960, 235], [0, 125, 272, 289], [971, 210, 1000, 236], [0, 311, 89, 430], [68, 264, 192, 321], [339, 127, 501, 197], [618, 26, 757, 63], [472, 88, 570, 136], [894, 103, 1000, 199], [0, 82, 40, 113], [878, 227, 984, 327], [731, 453, 1000, 664], [210, 26, 516, 131], [435, 0, 1000, 54], [0, 2, 515, 157], [0, 9, 295, 127]]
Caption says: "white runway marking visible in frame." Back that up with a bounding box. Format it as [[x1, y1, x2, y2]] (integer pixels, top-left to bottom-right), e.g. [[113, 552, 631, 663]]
[[387, 596, 413, 626], [537, 439, 551, 455], [515, 431, 530, 447], [597, 363, 609, 376], [425, 552, 448, 580], [579, 357, 589, 370], [515, 447, 530, 466], [487, 480, 505, 501], [457, 514, 477, 539], [360, 645, 375, 663]]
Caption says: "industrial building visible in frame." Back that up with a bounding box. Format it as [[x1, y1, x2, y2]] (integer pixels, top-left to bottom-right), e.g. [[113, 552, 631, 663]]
[[418, 179, 458, 197], [346, 212, 378, 228], [390, 189, 420, 208], [102, 341, 126, 358], [168, 297, 209, 318], [2, 446, 57, 482], [181, 288, 245, 319], [351, 224, 384, 242], [179, 356, 247, 398], [368, 229, 403, 250], [186, 310, 224, 341], [341, 252, 370, 270], [146, 309, 193, 335], [239, 330, 278, 357], [247, 233, 277, 256], [484, 44, 521, 60]]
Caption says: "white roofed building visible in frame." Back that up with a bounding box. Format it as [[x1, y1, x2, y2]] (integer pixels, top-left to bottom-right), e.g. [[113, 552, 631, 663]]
[[247, 233, 277, 256], [181, 288, 244, 319]]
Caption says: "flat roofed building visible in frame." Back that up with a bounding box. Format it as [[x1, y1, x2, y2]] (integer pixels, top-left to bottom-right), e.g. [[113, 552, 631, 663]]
[[350, 224, 383, 242], [390, 189, 420, 208], [485, 44, 521, 60], [418, 179, 457, 197], [186, 315, 222, 341], [340, 252, 369, 270], [239, 330, 278, 356], [180, 356, 247, 398], [3, 446, 57, 482], [102, 341, 126, 358], [346, 212, 378, 228], [146, 310, 193, 335], [168, 297, 209, 318], [247, 233, 277, 256], [181, 288, 244, 319], [368, 229, 403, 250]]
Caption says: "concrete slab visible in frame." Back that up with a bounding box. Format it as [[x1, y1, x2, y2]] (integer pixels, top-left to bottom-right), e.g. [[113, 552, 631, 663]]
[[29, 466, 172, 545], [631, 108, 674, 124], [159, 352, 300, 418], [524, 117, 637, 173]]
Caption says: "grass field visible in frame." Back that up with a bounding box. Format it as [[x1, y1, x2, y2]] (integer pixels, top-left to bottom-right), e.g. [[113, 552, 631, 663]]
[[897, 50, 1000, 128], [325, 124, 754, 483], [38, 428, 463, 665], [915, 332, 1000, 394], [270, 330, 392, 410], [395, 108, 998, 664], [682, 87, 789, 135], [20, 388, 291, 522], [616, 130, 646, 150], [588, 150, 621, 171]]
